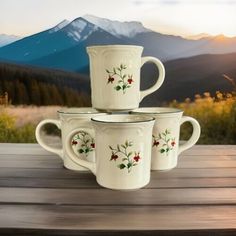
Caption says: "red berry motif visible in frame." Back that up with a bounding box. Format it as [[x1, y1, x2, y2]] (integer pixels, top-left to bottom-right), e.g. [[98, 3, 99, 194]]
[[106, 64, 134, 94], [153, 140, 159, 147], [107, 76, 115, 84], [109, 141, 141, 173], [110, 153, 118, 161], [152, 130, 176, 156], [127, 75, 134, 84], [133, 154, 141, 162], [71, 131, 95, 157], [72, 140, 77, 145]]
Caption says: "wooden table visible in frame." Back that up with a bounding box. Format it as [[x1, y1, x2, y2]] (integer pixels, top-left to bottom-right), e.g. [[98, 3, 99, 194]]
[[1, 144, 236, 235]]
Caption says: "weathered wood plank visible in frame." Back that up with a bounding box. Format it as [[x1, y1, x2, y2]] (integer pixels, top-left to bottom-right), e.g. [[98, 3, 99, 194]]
[[2, 154, 236, 161], [1, 177, 236, 189], [1, 144, 236, 155], [177, 160, 236, 168], [0, 159, 62, 168], [1, 229, 236, 236], [0, 144, 55, 155], [1, 168, 236, 179], [1, 188, 236, 205], [0, 205, 236, 230], [2, 158, 236, 168], [1, 144, 236, 234]]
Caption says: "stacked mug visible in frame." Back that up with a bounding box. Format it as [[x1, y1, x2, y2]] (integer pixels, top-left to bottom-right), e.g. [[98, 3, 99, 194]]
[[36, 45, 201, 190]]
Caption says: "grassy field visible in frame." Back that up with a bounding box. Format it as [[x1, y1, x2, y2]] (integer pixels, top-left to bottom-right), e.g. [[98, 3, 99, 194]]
[[1, 92, 236, 144], [0, 105, 62, 143], [171, 91, 236, 144]]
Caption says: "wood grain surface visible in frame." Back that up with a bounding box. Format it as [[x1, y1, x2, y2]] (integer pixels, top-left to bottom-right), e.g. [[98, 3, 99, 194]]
[[0, 144, 236, 235]]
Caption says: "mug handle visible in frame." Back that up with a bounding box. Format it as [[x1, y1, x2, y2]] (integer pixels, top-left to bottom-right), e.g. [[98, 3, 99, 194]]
[[178, 116, 201, 155], [140, 56, 165, 102], [65, 128, 96, 175], [35, 119, 63, 159]]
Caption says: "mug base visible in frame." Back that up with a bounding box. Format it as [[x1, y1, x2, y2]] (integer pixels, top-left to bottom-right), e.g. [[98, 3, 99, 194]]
[[96, 179, 150, 191], [151, 166, 177, 171], [152, 168, 173, 171], [64, 163, 90, 172]]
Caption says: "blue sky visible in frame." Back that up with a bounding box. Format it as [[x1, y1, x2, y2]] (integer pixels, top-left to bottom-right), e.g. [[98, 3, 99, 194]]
[[1, 0, 236, 37]]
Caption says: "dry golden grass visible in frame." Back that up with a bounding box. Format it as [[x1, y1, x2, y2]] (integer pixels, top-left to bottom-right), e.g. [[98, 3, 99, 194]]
[[171, 91, 236, 144], [1, 105, 63, 127]]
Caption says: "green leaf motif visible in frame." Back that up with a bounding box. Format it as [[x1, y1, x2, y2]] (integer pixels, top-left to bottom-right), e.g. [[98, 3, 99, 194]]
[[115, 86, 121, 91], [160, 149, 165, 153], [72, 131, 95, 157], [119, 164, 126, 169], [117, 144, 120, 151], [109, 140, 140, 173], [153, 129, 176, 156], [78, 149, 84, 153], [106, 64, 133, 94], [127, 162, 132, 168], [127, 152, 133, 157]]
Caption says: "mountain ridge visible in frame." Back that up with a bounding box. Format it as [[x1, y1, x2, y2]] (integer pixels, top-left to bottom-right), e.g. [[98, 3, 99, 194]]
[[0, 15, 236, 74]]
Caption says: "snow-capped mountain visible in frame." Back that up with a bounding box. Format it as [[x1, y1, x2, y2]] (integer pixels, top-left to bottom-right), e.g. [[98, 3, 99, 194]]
[[0, 15, 236, 73], [64, 17, 99, 42], [0, 17, 101, 62], [49, 19, 70, 33], [0, 34, 21, 47], [83, 14, 151, 38]]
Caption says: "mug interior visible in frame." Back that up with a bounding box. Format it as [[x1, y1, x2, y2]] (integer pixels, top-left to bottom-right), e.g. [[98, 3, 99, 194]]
[[58, 107, 103, 115], [91, 114, 155, 123], [131, 107, 183, 114]]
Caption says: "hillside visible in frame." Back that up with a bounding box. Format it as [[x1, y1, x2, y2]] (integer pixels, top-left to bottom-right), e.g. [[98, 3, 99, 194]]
[[0, 53, 236, 106], [0, 62, 90, 106], [140, 52, 236, 106]]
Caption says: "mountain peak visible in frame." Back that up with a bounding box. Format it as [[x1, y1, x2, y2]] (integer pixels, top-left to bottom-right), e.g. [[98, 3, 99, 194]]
[[83, 14, 151, 38], [49, 19, 70, 33], [62, 17, 99, 42]]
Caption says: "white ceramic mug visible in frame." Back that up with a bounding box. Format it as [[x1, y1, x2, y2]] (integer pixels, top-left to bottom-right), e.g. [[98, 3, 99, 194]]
[[87, 45, 165, 111], [65, 114, 155, 190], [35, 108, 107, 171], [131, 108, 201, 170]]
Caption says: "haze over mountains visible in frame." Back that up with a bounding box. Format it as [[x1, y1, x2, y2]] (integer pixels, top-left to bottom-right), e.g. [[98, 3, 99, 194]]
[[0, 34, 21, 47], [0, 15, 236, 103]]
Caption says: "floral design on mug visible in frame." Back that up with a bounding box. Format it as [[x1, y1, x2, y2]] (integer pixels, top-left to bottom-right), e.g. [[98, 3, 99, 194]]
[[109, 140, 141, 173], [71, 131, 95, 157], [152, 129, 176, 156], [106, 64, 134, 94]]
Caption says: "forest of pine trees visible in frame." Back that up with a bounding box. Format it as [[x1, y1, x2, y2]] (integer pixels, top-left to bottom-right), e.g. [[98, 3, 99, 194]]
[[0, 62, 91, 106]]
